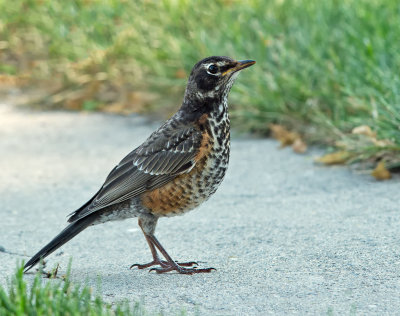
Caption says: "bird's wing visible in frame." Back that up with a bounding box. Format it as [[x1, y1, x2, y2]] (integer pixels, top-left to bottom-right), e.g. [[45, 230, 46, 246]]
[[68, 123, 203, 222]]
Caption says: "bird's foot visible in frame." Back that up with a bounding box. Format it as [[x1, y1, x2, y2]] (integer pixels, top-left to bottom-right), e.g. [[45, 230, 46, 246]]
[[130, 260, 198, 270], [135, 232, 215, 274], [149, 264, 215, 275], [130, 260, 167, 270]]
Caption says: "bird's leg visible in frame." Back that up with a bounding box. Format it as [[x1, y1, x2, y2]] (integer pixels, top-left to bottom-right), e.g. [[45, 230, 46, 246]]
[[130, 216, 198, 270], [130, 233, 169, 269], [147, 234, 215, 274], [130, 231, 198, 270]]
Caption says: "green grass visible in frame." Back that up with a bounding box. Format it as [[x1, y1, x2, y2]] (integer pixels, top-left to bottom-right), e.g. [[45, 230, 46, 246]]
[[0, 262, 150, 315], [1, 0, 400, 168]]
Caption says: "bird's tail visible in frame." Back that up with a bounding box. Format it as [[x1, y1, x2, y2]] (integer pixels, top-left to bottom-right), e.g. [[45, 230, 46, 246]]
[[24, 215, 96, 273]]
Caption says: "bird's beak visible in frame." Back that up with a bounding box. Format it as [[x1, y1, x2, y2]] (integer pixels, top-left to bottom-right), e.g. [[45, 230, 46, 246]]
[[222, 59, 256, 76]]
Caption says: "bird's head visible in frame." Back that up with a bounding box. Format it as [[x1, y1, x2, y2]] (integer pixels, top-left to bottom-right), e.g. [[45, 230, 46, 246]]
[[182, 56, 255, 115]]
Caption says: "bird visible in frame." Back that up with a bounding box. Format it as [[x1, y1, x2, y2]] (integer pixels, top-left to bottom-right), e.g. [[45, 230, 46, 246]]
[[24, 56, 255, 274]]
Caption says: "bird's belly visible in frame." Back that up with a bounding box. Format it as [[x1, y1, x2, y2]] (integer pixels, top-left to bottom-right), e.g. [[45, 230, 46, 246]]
[[141, 145, 229, 217], [92, 198, 146, 224]]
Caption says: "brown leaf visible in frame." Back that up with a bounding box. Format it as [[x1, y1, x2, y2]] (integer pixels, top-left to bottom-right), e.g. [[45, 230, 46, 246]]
[[371, 161, 391, 180], [269, 124, 299, 147], [292, 138, 307, 154], [315, 151, 351, 165], [371, 138, 395, 147], [352, 125, 394, 147], [65, 98, 84, 110], [0, 74, 26, 87], [103, 102, 127, 114], [352, 125, 376, 138]]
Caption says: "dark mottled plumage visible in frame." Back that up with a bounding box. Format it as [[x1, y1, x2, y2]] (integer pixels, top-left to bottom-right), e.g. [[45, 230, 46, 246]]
[[24, 56, 255, 274]]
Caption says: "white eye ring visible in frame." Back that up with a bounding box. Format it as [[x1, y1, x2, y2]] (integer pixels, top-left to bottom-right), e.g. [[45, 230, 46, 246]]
[[207, 64, 219, 75]]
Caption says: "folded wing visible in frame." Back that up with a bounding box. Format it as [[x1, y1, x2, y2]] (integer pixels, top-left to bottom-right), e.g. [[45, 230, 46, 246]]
[[68, 123, 202, 222]]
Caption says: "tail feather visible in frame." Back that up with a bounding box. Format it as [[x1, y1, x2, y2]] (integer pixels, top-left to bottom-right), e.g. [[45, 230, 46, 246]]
[[24, 215, 95, 273]]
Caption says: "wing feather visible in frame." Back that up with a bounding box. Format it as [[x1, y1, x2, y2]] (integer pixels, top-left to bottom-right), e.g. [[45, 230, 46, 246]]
[[68, 122, 203, 222]]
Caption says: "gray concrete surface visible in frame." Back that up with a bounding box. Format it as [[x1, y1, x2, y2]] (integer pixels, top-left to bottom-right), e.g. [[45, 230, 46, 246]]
[[1, 103, 399, 315]]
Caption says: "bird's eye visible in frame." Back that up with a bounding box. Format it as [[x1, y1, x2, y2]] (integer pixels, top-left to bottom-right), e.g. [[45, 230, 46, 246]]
[[207, 64, 218, 75]]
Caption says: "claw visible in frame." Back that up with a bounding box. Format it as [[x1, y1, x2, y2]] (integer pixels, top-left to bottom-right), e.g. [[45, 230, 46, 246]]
[[130, 263, 141, 269], [130, 262, 152, 270], [175, 261, 198, 267], [132, 260, 214, 274], [151, 265, 215, 275], [131, 260, 198, 270]]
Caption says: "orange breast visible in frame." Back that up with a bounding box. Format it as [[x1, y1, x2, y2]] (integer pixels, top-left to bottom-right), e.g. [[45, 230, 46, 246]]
[[141, 172, 193, 216], [141, 130, 213, 216]]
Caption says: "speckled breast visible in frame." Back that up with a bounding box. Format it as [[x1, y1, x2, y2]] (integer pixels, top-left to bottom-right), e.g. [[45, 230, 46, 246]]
[[141, 111, 230, 217]]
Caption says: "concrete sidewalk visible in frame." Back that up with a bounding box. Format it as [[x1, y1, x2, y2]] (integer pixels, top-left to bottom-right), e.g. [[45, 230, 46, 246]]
[[1, 104, 399, 315]]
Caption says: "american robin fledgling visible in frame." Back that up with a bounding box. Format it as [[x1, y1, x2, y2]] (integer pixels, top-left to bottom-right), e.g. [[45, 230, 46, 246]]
[[24, 56, 255, 274]]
